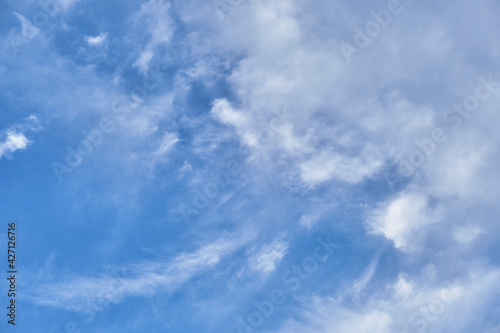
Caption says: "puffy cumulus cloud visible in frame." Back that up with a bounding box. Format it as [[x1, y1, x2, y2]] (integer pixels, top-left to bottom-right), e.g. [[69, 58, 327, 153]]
[[363, 76, 500, 257], [0, 131, 31, 159], [202, 19, 500, 332], [368, 191, 444, 253], [0, 114, 41, 159], [367, 80, 500, 255], [210, 94, 431, 188], [204, 0, 466, 188]]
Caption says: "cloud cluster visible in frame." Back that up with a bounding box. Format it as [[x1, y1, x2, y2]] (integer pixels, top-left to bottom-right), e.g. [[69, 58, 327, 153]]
[[3, 0, 499, 331], [274, 266, 500, 333]]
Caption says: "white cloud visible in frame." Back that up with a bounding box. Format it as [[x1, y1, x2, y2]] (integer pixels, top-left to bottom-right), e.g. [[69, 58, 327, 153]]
[[0, 115, 40, 159], [276, 296, 393, 333], [133, 0, 173, 73], [394, 275, 414, 299], [368, 191, 443, 253], [298, 148, 382, 186], [205, 0, 452, 188], [0, 131, 30, 159], [6, 0, 500, 330], [134, 50, 154, 73], [452, 225, 483, 244], [275, 266, 500, 333], [246, 238, 288, 275], [85, 33, 107, 46], [298, 212, 321, 229], [27, 232, 254, 313], [350, 257, 379, 295], [179, 160, 193, 173], [154, 132, 179, 157]]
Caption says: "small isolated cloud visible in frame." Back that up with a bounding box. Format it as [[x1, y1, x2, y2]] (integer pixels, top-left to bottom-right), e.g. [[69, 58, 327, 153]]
[[179, 160, 193, 173], [78, 33, 109, 62], [85, 33, 108, 46], [23, 114, 42, 131], [246, 238, 289, 275], [350, 256, 379, 295], [0, 131, 31, 159], [154, 132, 179, 157], [0, 115, 41, 159], [298, 212, 321, 229]]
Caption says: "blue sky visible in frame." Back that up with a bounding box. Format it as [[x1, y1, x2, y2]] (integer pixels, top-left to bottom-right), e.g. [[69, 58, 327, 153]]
[[1, 0, 500, 332]]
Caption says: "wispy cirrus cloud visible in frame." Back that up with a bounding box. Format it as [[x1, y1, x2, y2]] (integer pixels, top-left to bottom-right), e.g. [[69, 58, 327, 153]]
[[246, 238, 289, 275], [132, 0, 174, 73], [26, 230, 255, 313]]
